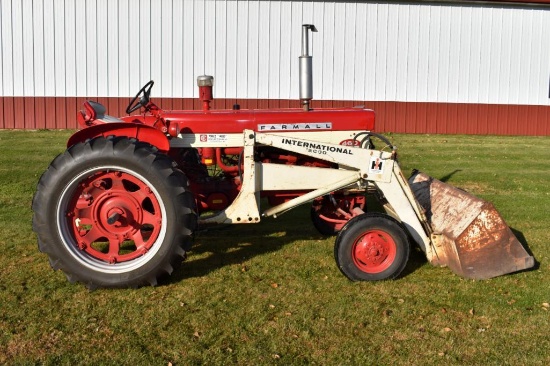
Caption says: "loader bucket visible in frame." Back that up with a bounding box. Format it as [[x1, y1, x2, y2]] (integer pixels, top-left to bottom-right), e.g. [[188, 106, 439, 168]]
[[408, 171, 534, 279]]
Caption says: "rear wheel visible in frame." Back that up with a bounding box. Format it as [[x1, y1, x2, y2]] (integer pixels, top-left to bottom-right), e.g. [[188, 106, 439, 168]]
[[32, 136, 196, 288], [334, 213, 409, 281]]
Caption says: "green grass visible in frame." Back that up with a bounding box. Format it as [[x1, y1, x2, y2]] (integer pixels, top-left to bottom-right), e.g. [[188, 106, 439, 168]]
[[1, 130, 549, 365]]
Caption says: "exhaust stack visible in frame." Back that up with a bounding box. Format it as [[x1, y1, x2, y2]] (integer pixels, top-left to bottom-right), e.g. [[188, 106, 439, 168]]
[[299, 24, 318, 111]]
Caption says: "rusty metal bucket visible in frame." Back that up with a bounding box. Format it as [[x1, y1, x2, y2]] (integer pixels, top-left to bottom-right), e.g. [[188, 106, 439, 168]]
[[408, 171, 535, 279]]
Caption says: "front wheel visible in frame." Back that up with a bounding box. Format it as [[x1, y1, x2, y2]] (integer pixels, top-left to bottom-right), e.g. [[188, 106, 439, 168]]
[[32, 136, 196, 288], [334, 213, 409, 281]]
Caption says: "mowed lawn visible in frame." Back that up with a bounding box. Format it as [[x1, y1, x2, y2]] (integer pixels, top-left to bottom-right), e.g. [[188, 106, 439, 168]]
[[0, 130, 549, 365]]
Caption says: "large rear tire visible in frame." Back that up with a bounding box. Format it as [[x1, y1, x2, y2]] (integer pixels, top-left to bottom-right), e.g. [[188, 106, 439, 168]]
[[334, 213, 409, 281], [32, 136, 196, 289]]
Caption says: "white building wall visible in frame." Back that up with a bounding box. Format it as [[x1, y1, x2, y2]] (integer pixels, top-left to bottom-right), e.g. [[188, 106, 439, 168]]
[[1, 0, 549, 106]]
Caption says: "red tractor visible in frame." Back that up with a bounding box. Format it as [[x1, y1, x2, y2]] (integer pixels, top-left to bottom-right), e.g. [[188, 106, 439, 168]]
[[32, 25, 533, 288]]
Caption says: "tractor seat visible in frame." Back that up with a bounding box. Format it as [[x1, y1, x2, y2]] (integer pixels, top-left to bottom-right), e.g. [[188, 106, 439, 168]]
[[83, 101, 124, 123]]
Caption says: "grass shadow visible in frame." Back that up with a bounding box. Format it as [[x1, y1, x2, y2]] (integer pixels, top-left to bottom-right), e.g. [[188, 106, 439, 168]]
[[400, 246, 429, 278], [168, 203, 430, 284], [510, 227, 540, 271], [170, 205, 327, 282], [438, 169, 462, 183]]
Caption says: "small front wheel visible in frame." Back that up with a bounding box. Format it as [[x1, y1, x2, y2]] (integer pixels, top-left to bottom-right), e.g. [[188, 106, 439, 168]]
[[334, 213, 409, 281]]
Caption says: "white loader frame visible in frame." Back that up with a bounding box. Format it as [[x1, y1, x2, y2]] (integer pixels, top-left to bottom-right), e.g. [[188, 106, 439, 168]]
[[199, 129, 437, 262]]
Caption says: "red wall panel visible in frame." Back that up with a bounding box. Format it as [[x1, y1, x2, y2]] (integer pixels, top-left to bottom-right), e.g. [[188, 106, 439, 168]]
[[1, 96, 549, 136]]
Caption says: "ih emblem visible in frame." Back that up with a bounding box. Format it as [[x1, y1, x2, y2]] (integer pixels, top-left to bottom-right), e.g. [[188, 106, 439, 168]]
[[369, 157, 384, 174]]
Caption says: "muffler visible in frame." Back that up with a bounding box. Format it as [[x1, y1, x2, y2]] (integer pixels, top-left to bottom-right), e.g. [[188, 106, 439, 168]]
[[299, 24, 318, 111], [409, 171, 535, 279]]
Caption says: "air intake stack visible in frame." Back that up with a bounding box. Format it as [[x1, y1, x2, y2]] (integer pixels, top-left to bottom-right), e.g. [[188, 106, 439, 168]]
[[299, 24, 318, 111]]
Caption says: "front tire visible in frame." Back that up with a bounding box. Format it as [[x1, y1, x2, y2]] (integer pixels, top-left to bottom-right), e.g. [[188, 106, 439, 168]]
[[32, 136, 196, 288], [334, 213, 409, 281]]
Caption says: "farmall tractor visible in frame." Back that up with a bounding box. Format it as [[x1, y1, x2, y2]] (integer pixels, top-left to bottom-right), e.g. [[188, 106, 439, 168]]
[[32, 25, 534, 289]]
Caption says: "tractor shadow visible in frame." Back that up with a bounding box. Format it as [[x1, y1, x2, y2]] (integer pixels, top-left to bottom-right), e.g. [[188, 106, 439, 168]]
[[169, 203, 428, 283], [511, 227, 540, 271], [170, 205, 328, 282]]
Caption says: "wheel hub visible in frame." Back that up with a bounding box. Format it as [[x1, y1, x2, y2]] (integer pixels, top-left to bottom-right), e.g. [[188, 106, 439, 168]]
[[96, 194, 140, 235], [352, 230, 397, 273]]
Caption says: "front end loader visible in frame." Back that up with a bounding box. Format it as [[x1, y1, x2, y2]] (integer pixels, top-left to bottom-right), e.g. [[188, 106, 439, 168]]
[[32, 25, 534, 288]]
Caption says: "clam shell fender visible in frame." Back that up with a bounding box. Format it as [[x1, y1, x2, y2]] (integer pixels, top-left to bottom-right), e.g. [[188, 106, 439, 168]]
[[67, 122, 170, 153]]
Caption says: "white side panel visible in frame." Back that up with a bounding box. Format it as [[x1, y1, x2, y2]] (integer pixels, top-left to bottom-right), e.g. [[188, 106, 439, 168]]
[[225, 1, 238, 98], [0, 1, 3, 96], [172, 0, 184, 98], [2, 6, 12, 93], [321, 2, 334, 100], [353, 3, 367, 101], [214, 0, 227, 98], [237, 1, 250, 98], [22, 0, 34, 96], [268, 2, 281, 100], [65, 0, 77, 96], [139, 0, 151, 89], [11, 0, 24, 96], [364, 3, 378, 101], [32, 0, 45, 96], [160, 0, 173, 97], [75, 0, 87, 96], [150, 0, 162, 91], [43, 0, 56, 96], [204, 0, 216, 81], [289, 1, 303, 101], [467, 7, 482, 102], [182, 0, 195, 98], [54, 0, 67, 96], [1, 0, 549, 106]]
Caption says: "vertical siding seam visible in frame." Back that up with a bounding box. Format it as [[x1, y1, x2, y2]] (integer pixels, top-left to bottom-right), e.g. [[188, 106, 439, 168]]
[[342, 3, 347, 101], [330, 1, 335, 101], [404, 4, 410, 102], [245, 0, 250, 98], [16, 0, 23, 96], [267, 1, 271, 99], [496, 9, 503, 104], [278, 0, 282, 102], [371, 4, 378, 102], [318, 1, 324, 101], [352, 1, 357, 101], [106, 0, 109, 96], [192, 0, 195, 96], [0, 1, 3, 97], [231, 0, 233, 98], [424, 5, 431, 105], [138, 0, 141, 95], [256, 0, 259, 99], [414, 5, 422, 104], [506, 9, 514, 106], [28, 0, 35, 97], [95, 0, 99, 96], [63, 0, 67, 97], [171, 0, 174, 97]]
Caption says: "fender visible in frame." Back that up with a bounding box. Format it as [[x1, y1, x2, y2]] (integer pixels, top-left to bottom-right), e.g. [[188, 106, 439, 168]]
[[67, 122, 170, 153]]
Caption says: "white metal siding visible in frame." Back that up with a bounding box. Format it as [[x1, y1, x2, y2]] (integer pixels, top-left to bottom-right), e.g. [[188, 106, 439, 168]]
[[1, 0, 549, 106]]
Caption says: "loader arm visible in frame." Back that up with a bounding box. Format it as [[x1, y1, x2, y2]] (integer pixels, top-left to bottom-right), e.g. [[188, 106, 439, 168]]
[[200, 130, 437, 261], [200, 130, 534, 280]]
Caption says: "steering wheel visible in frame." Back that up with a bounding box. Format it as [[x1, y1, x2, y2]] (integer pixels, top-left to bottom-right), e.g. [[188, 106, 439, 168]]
[[126, 80, 155, 114]]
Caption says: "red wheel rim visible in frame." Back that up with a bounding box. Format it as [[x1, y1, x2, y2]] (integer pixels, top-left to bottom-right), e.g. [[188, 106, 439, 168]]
[[65, 170, 162, 264], [352, 229, 397, 273]]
